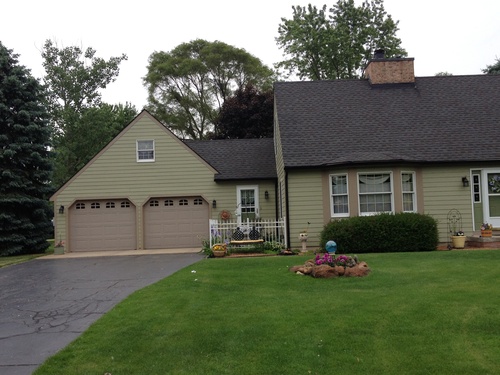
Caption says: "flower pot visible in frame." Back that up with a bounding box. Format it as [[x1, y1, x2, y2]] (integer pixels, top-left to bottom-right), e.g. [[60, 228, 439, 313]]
[[212, 250, 226, 257], [53, 246, 65, 255], [451, 236, 466, 249], [481, 230, 492, 237]]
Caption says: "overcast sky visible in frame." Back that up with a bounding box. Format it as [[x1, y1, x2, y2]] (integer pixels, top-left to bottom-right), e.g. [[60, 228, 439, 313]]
[[2, 0, 499, 109]]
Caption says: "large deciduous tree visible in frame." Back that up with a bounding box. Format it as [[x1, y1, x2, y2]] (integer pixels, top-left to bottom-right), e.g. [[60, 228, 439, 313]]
[[483, 57, 500, 75], [0, 42, 53, 256], [276, 0, 406, 80], [41, 40, 136, 186], [144, 39, 276, 140], [210, 84, 274, 139]]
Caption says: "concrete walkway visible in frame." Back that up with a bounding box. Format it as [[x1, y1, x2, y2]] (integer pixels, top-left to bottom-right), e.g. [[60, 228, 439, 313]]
[[0, 250, 203, 375], [41, 247, 201, 259]]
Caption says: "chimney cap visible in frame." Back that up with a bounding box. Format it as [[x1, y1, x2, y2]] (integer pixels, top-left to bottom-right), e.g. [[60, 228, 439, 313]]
[[373, 49, 385, 59]]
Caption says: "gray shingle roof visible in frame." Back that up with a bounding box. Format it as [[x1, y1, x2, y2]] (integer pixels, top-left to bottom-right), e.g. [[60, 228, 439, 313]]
[[184, 138, 276, 180], [274, 75, 500, 168]]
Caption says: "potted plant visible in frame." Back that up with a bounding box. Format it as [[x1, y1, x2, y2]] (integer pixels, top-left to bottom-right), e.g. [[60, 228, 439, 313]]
[[481, 222, 493, 237], [211, 243, 227, 257], [54, 240, 65, 255], [451, 230, 466, 249]]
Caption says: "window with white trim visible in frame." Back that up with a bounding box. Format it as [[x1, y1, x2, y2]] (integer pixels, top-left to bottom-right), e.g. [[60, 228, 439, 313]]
[[401, 172, 416, 212], [330, 174, 349, 216], [472, 174, 481, 203], [137, 140, 155, 162], [358, 173, 393, 215]]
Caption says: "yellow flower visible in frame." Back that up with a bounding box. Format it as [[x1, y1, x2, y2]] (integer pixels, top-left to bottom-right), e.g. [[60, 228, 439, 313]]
[[212, 243, 227, 252]]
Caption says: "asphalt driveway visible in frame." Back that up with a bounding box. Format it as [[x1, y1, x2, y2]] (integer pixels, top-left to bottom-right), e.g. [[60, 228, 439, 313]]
[[0, 251, 203, 375]]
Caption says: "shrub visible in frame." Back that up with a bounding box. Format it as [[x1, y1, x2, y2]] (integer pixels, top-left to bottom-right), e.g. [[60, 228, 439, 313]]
[[320, 213, 438, 253]]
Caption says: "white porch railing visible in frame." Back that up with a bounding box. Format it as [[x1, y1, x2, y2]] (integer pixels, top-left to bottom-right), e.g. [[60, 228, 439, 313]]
[[209, 218, 287, 248]]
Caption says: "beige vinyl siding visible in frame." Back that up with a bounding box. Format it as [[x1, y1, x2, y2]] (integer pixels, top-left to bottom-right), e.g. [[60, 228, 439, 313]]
[[422, 166, 473, 242], [287, 170, 325, 248]]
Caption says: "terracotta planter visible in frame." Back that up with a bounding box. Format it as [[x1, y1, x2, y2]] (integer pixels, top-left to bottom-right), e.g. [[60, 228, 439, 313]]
[[481, 230, 493, 237], [451, 235, 466, 249]]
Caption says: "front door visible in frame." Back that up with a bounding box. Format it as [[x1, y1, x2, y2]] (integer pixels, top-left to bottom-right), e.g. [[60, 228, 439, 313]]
[[482, 169, 500, 227], [237, 185, 259, 224]]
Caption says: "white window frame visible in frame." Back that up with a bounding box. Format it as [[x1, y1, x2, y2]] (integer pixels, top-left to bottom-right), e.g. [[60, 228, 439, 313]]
[[236, 185, 259, 224], [136, 140, 155, 162], [401, 171, 416, 212], [358, 172, 394, 216], [330, 174, 349, 217]]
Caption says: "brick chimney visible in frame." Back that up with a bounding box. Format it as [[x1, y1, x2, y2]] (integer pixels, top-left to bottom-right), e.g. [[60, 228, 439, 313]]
[[364, 49, 415, 85]]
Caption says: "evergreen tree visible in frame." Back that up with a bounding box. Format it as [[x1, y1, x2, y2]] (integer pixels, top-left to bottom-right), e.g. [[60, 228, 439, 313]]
[[0, 42, 53, 256]]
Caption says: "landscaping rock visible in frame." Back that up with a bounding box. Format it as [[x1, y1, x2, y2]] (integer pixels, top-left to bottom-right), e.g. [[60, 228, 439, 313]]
[[311, 264, 338, 278], [290, 257, 370, 278]]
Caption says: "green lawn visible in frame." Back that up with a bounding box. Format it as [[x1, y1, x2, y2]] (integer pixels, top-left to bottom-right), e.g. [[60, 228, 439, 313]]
[[0, 241, 53, 268], [35, 251, 500, 375]]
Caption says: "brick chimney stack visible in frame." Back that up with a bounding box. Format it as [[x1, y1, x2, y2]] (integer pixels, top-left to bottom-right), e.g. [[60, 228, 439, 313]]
[[364, 49, 415, 85]]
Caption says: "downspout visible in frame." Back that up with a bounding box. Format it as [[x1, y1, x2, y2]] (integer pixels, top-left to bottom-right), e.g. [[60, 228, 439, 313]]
[[274, 180, 279, 221], [285, 169, 291, 249]]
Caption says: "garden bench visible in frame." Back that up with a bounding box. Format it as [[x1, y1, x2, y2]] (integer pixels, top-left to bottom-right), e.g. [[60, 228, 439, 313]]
[[229, 239, 265, 246], [229, 226, 264, 246]]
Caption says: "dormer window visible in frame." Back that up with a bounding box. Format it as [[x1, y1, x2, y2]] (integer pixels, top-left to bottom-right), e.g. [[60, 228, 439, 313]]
[[137, 140, 155, 162]]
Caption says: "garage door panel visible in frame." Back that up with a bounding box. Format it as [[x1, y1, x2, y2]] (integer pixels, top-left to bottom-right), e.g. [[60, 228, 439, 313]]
[[144, 197, 208, 249], [70, 200, 136, 251]]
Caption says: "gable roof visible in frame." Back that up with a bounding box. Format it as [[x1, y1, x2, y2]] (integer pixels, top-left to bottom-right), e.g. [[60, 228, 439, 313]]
[[184, 138, 276, 180], [274, 75, 500, 168], [50, 110, 217, 200]]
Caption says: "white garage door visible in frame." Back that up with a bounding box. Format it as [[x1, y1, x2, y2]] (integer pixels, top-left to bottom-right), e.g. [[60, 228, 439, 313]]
[[144, 197, 208, 249], [69, 199, 136, 251]]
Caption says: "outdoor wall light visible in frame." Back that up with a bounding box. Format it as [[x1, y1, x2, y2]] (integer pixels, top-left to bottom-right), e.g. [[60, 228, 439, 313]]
[[58, 205, 65, 214], [462, 177, 469, 187], [265, 190, 269, 200], [212, 200, 217, 209]]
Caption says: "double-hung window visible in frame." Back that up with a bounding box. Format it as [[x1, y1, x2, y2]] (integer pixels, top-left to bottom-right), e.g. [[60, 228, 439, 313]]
[[358, 173, 393, 215], [137, 140, 155, 162], [330, 174, 349, 216], [401, 172, 416, 212]]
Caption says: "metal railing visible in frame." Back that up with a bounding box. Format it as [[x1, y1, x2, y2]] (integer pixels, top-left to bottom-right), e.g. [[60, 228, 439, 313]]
[[209, 217, 287, 248]]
